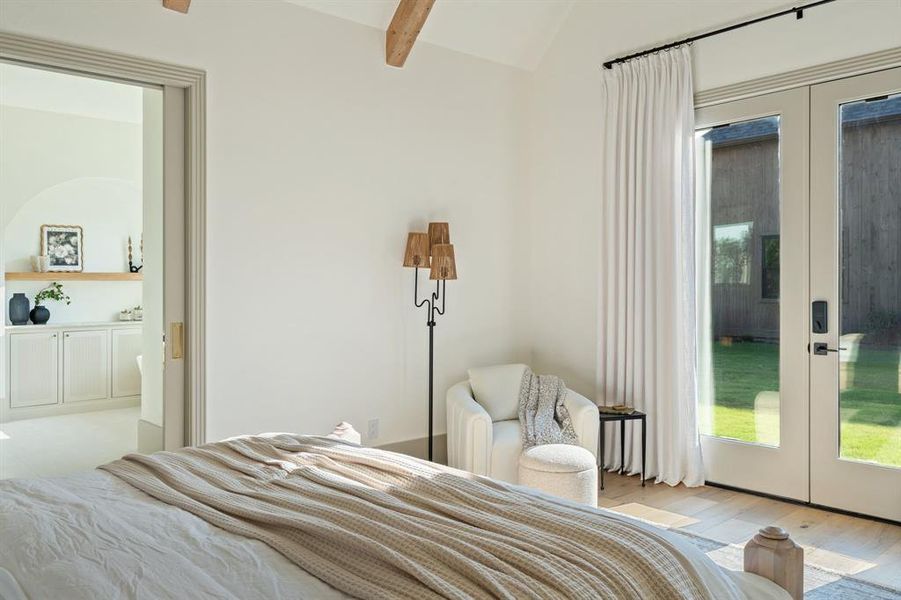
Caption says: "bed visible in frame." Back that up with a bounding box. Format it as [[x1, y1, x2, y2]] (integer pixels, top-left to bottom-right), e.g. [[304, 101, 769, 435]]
[[0, 425, 793, 600]]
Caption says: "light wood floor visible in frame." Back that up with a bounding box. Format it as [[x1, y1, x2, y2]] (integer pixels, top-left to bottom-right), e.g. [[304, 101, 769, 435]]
[[598, 471, 901, 591]]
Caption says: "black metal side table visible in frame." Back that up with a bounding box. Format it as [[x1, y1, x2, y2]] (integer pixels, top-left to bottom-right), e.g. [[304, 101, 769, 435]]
[[598, 410, 646, 490]]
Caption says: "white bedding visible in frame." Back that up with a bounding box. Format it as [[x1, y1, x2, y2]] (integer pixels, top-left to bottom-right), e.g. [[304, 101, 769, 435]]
[[0, 469, 789, 600]]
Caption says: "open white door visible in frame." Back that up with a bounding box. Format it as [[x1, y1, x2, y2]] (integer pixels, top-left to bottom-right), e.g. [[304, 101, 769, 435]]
[[138, 84, 186, 452], [163, 85, 186, 450]]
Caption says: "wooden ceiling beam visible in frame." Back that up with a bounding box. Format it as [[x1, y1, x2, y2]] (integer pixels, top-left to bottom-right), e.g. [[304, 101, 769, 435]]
[[386, 0, 435, 68], [163, 0, 191, 14]]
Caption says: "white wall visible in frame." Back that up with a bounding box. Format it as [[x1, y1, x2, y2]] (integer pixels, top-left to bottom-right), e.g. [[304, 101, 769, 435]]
[[6, 0, 892, 446], [525, 0, 901, 397], [0, 0, 531, 444], [2, 104, 143, 323]]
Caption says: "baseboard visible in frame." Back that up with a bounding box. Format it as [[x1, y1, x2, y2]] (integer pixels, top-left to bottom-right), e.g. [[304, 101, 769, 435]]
[[705, 480, 901, 526], [137, 418, 163, 454], [1, 395, 140, 422], [376, 434, 448, 465]]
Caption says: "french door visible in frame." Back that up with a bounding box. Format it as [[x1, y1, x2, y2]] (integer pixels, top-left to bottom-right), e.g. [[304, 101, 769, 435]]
[[809, 68, 901, 521], [695, 88, 810, 502], [696, 67, 901, 521]]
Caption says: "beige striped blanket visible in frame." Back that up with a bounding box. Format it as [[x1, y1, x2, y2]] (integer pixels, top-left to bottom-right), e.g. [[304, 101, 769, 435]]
[[101, 435, 732, 600]]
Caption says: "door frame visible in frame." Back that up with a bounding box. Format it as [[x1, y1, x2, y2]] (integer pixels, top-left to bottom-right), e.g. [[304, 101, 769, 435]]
[[695, 47, 901, 109], [694, 49, 901, 519], [0, 31, 208, 447]]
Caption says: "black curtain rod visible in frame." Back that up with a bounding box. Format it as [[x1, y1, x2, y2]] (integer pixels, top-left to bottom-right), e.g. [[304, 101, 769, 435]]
[[602, 0, 838, 69]]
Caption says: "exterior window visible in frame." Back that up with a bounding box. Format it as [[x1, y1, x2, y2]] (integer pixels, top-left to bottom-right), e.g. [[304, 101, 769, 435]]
[[713, 222, 752, 285], [761, 235, 779, 299]]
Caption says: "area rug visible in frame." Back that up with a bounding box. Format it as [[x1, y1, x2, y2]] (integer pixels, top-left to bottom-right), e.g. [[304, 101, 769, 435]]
[[669, 528, 901, 599]]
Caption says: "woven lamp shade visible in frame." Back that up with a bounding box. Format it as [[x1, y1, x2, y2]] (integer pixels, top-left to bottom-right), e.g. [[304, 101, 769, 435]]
[[429, 244, 457, 280], [428, 222, 450, 251], [403, 232, 430, 268]]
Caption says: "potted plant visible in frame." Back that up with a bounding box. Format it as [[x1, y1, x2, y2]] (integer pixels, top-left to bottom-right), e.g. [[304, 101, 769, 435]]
[[31, 282, 71, 325]]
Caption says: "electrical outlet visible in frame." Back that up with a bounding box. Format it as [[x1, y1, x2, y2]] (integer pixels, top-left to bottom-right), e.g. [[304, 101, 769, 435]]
[[367, 418, 379, 441]]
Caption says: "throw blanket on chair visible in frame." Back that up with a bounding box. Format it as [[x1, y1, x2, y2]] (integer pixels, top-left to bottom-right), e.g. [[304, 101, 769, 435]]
[[101, 435, 732, 600], [518, 367, 579, 449]]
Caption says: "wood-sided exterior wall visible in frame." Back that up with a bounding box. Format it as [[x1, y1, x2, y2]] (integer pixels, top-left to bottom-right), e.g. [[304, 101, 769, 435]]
[[709, 110, 901, 340]]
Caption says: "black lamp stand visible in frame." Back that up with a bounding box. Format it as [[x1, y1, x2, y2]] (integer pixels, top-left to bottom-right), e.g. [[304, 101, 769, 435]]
[[412, 267, 446, 462]]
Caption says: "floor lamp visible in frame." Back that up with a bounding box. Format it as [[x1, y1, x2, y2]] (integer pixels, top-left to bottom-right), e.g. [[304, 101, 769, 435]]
[[403, 223, 457, 462]]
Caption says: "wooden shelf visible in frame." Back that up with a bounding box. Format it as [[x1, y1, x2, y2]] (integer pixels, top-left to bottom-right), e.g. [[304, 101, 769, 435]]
[[5, 272, 143, 282]]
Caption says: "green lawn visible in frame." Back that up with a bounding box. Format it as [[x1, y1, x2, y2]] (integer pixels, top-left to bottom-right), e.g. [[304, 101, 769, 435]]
[[707, 340, 901, 467]]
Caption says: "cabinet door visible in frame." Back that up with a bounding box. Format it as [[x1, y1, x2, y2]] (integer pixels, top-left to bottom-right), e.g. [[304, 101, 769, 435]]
[[112, 328, 143, 398], [63, 330, 109, 403], [10, 332, 60, 408]]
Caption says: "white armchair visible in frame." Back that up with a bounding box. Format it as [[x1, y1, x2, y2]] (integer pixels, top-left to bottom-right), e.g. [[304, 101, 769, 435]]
[[446, 364, 600, 484]]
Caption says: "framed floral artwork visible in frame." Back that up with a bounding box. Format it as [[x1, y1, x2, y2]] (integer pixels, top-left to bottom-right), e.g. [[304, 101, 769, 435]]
[[41, 225, 84, 272]]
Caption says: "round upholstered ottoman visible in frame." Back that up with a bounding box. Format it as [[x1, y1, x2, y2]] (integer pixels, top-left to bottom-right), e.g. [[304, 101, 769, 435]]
[[518, 444, 598, 507]]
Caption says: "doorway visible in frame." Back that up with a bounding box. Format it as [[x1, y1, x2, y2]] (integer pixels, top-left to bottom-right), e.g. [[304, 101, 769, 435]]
[[696, 67, 901, 522], [0, 58, 191, 478]]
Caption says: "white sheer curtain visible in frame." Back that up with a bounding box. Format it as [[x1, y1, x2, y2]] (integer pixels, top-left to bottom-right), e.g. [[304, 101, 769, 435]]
[[597, 46, 704, 486]]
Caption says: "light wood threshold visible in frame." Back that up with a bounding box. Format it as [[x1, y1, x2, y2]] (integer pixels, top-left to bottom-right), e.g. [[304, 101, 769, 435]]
[[5, 272, 143, 282]]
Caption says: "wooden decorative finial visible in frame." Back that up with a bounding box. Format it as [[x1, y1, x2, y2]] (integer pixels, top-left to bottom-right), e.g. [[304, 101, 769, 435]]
[[744, 526, 803, 599]]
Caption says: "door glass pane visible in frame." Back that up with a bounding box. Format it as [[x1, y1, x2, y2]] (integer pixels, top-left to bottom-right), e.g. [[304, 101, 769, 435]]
[[697, 116, 781, 446], [838, 94, 901, 468]]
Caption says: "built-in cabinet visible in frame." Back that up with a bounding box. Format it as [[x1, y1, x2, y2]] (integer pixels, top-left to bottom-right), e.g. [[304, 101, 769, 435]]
[[9, 331, 59, 408], [3, 322, 142, 420], [63, 330, 110, 403]]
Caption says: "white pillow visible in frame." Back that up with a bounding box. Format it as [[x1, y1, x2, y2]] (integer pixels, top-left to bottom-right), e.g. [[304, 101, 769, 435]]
[[467, 364, 528, 422]]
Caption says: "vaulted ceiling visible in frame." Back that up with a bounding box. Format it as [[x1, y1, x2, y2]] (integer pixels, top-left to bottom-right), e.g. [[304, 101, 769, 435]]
[[159, 1, 809, 73], [285, 0, 575, 70]]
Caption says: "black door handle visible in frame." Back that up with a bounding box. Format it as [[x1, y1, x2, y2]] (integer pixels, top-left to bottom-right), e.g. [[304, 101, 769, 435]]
[[812, 342, 847, 356]]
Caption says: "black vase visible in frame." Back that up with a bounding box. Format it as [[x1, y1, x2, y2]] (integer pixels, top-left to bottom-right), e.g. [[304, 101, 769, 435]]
[[9, 293, 30, 325], [30, 305, 50, 325]]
